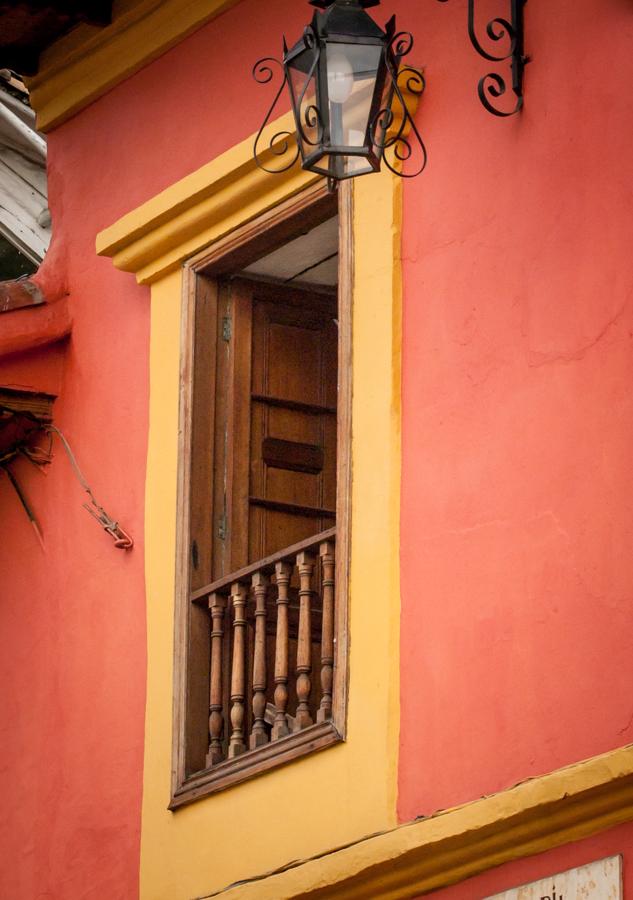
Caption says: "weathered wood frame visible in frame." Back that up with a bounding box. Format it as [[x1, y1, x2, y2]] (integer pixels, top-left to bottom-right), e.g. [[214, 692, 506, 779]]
[[171, 180, 353, 807]]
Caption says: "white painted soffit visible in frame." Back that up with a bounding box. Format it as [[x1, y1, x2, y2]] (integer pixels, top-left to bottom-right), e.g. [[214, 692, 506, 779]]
[[242, 216, 338, 289], [0, 84, 50, 263]]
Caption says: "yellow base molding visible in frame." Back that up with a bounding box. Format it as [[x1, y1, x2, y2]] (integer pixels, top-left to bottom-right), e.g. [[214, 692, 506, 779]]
[[200, 744, 633, 900], [27, 0, 241, 132]]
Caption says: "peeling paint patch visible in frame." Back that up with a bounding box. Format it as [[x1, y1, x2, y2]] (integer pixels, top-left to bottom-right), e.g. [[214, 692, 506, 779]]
[[485, 855, 622, 900]]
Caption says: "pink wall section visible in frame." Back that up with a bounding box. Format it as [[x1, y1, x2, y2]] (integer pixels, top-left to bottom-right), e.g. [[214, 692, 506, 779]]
[[398, 0, 633, 820]]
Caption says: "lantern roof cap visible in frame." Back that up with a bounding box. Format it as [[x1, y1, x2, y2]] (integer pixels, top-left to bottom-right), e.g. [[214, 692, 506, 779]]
[[310, 0, 386, 41], [309, 0, 380, 8]]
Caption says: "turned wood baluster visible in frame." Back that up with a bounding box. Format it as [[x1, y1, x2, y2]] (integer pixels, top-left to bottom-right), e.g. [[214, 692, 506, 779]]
[[228, 582, 247, 758], [317, 541, 335, 723], [250, 571, 269, 749], [206, 592, 227, 766], [272, 561, 292, 740], [294, 550, 315, 731]]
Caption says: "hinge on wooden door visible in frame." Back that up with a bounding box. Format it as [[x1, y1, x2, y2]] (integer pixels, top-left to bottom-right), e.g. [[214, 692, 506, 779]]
[[222, 316, 231, 341], [218, 514, 227, 540]]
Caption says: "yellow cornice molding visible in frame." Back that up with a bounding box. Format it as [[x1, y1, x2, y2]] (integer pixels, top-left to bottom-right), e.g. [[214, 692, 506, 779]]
[[27, 0, 241, 132], [200, 744, 633, 899], [96, 77, 423, 286], [97, 111, 319, 284]]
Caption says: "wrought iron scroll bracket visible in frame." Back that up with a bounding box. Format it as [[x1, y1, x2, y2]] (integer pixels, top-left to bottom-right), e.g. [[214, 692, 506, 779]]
[[367, 29, 428, 179], [252, 51, 300, 175], [437, 0, 528, 117]]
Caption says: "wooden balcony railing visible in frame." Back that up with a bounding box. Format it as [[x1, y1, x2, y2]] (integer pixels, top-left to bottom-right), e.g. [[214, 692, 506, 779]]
[[187, 527, 337, 789]]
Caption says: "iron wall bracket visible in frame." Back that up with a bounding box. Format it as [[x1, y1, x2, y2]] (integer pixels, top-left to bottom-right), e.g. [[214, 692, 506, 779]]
[[437, 0, 527, 117]]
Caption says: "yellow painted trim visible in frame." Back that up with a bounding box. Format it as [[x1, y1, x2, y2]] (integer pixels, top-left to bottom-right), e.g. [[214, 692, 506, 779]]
[[96, 74, 421, 286], [27, 0, 241, 132], [202, 744, 633, 899], [100, 121, 403, 898]]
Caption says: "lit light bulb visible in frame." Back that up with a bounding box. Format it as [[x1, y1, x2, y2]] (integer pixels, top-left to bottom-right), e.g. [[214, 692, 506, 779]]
[[327, 50, 354, 104]]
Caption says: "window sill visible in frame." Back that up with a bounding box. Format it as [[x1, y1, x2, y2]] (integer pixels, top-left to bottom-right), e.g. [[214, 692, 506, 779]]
[[169, 720, 343, 809], [0, 293, 71, 359], [0, 278, 45, 313]]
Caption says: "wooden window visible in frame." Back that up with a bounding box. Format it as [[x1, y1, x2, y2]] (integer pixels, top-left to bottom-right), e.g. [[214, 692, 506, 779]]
[[171, 183, 351, 806]]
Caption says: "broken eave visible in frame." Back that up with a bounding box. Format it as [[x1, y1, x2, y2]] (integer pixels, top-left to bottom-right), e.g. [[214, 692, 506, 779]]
[[0, 1, 113, 75], [0, 387, 55, 461]]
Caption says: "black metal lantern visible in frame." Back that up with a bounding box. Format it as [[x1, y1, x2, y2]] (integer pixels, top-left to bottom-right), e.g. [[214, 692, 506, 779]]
[[253, 0, 426, 187]]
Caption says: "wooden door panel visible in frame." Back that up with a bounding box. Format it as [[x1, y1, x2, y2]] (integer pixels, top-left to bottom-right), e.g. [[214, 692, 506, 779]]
[[266, 406, 322, 445], [249, 508, 324, 562], [321, 415, 337, 511], [188, 275, 218, 591], [321, 319, 338, 409], [248, 286, 337, 565], [266, 323, 322, 405], [265, 469, 321, 508], [214, 278, 337, 574], [250, 405, 324, 500]]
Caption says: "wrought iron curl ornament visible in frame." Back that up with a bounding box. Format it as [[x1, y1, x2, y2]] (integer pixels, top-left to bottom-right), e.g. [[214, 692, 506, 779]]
[[301, 104, 324, 146], [390, 28, 414, 58], [253, 26, 327, 173], [470, 14, 517, 62], [252, 56, 300, 174], [437, 0, 527, 117], [371, 35, 428, 178], [292, 27, 325, 148]]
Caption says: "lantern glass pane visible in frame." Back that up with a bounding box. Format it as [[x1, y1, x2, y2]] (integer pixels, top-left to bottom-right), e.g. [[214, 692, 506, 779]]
[[287, 51, 321, 161], [326, 42, 382, 148], [317, 153, 376, 179]]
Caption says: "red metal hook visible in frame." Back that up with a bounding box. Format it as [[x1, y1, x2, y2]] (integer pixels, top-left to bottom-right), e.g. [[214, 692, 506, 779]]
[[106, 523, 134, 551]]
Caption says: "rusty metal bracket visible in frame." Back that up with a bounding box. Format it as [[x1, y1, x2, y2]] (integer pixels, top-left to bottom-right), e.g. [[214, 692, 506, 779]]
[[47, 426, 134, 550], [0, 404, 132, 550]]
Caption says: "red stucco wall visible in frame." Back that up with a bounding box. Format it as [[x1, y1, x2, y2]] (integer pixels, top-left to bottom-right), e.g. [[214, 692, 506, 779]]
[[0, 143, 150, 900], [2, 0, 632, 896], [398, 0, 633, 820]]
